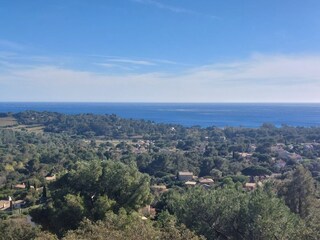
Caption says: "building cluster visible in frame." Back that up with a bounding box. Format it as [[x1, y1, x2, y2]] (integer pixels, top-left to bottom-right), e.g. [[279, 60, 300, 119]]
[[0, 196, 25, 211], [178, 171, 215, 188], [0, 174, 56, 212], [178, 171, 267, 191]]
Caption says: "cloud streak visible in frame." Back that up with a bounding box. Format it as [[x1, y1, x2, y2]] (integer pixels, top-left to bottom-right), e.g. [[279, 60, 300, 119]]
[[187, 54, 320, 85], [90, 55, 184, 66], [1, 54, 320, 102], [94, 62, 136, 71], [105, 58, 156, 66], [0, 39, 25, 50], [132, 0, 219, 19]]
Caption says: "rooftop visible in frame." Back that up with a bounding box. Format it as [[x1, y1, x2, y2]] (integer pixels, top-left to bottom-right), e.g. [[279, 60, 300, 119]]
[[178, 171, 193, 176], [185, 181, 197, 186], [199, 178, 214, 184]]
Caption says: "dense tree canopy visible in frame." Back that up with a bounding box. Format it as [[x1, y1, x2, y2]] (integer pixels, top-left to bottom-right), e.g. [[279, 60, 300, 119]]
[[1, 111, 320, 239], [169, 187, 306, 240], [31, 160, 152, 234]]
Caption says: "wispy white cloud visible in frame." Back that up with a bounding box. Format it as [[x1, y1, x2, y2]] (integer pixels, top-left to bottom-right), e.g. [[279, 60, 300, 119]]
[[91, 54, 185, 66], [94, 62, 136, 71], [0, 51, 62, 67], [187, 54, 320, 85], [95, 63, 120, 68], [105, 58, 156, 66], [0, 39, 25, 50], [0, 52, 185, 73], [1, 54, 320, 102], [133, 0, 193, 13], [132, 0, 219, 19]]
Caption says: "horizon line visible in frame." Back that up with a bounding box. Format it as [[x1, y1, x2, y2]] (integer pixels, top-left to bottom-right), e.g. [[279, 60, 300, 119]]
[[1, 101, 320, 104]]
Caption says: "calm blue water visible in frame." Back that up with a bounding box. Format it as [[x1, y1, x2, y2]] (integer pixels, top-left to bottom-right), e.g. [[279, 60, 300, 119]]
[[0, 102, 320, 128]]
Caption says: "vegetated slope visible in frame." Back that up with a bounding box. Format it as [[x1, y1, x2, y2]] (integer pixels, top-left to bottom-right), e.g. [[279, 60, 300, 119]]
[[0, 111, 320, 239]]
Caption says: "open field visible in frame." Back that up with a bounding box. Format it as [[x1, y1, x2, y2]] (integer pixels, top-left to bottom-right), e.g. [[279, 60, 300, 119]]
[[24, 125, 45, 133], [0, 118, 45, 133], [0, 117, 18, 127], [4, 125, 45, 133]]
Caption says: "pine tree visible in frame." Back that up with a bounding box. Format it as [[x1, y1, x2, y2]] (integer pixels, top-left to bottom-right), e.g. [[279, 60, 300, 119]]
[[42, 185, 47, 199], [284, 165, 316, 219], [26, 181, 31, 190]]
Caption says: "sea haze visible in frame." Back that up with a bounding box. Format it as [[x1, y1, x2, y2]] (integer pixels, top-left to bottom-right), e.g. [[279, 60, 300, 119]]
[[0, 103, 319, 128]]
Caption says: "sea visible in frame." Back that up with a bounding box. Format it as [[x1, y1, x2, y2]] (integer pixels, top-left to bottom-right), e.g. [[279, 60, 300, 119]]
[[0, 102, 320, 128]]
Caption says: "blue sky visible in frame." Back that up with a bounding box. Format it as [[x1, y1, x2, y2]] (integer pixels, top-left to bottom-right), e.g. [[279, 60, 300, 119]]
[[1, 0, 320, 102]]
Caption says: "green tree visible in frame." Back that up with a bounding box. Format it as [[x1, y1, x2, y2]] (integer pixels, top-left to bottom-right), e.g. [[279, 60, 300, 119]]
[[210, 169, 222, 180], [42, 185, 47, 199], [170, 187, 305, 240], [239, 190, 305, 240], [64, 209, 160, 240], [101, 161, 153, 211], [0, 218, 39, 240], [32, 160, 152, 234], [63, 209, 202, 240], [52, 194, 86, 233], [242, 165, 272, 177], [282, 165, 317, 219], [92, 196, 116, 220]]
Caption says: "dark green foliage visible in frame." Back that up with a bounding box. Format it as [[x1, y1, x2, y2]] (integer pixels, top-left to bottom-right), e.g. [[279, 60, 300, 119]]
[[170, 187, 305, 240], [242, 165, 272, 176], [283, 165, 316, 218], [0, 218, 39, 240], [14, 111, 183, 139], [2, 111, 320, 239], [279, 165, 320, 238], [228, 174, 249, 183], [31, 160, 152, 234], [63, 209, 203, 240], [42, 185, 47, 199]]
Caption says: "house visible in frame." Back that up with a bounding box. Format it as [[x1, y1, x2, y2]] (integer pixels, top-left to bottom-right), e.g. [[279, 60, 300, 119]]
[[178, 171, 193, 181], [274, 160, 286, 168], [185, 181, 197, 187], [13, 200, 24, 208], [248, 144, 257, 152], [244, 183, 257, 191], [45, 175, 56, 181], [270, 173, 282, 179], [0, 200, 10, 210], [14, 183, 26, 189], [151, 185, 168, 194], [198, 178, 214, 185], [139, 205, 156, 218], [291, 153, 303, 162], [238, 152, 253, 158], [0, 198, 25, 211], [273, 148, 302, 162], [244, 182, 262, 191]]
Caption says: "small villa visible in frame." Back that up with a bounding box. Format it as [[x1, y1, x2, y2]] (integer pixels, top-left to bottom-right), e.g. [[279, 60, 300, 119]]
[[244, 183, 257, 190], [244, 182, 263, 191], [45, 175, 56, 181], [139, 205, 156, 218], [151, 185, 168, 194], [199, 178, 214, 185], [14, 183, 26, 189], [0, 200, 10, 210], [239, 152, 253, 158], [185, 181, 197, 187], [178, 171, 194, 181], [0, 197, 25, 211]]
